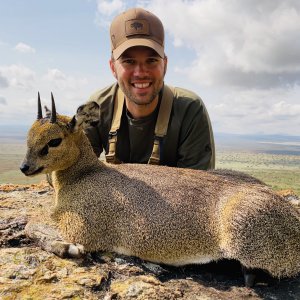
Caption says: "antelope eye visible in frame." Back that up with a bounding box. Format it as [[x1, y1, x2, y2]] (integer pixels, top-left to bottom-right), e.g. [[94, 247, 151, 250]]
[[40, 145, 49, 156], [48, 138, 62, 147]]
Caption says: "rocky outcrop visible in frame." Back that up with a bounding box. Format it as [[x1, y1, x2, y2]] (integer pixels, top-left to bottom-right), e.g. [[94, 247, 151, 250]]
[[1, 183, 300, 299]]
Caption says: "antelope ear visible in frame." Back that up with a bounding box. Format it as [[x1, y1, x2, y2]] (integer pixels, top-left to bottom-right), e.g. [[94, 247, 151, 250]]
[[74, 101, 100, 131], [44, 105, 51, 118], [67, 115, 77, 131]]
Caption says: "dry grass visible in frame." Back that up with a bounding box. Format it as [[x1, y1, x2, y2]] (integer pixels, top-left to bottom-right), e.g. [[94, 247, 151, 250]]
[[216, 151, 300, 196], [0, 143, 44, 184]]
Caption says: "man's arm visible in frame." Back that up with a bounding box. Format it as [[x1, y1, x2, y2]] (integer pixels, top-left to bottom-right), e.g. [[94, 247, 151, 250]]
[[82, 84, 117, 158], [84, 125, 103, 158], [176, 100, 215, 170]]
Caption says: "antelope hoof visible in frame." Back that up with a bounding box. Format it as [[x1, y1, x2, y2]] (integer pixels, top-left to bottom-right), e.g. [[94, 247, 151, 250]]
[[242, 266, 256, 287], [50, 241, 85, 258], [244, 273, 256, 288]]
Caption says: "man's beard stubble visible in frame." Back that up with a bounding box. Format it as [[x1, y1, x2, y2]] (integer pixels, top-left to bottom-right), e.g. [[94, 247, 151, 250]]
[[118, 77, 164, 106]]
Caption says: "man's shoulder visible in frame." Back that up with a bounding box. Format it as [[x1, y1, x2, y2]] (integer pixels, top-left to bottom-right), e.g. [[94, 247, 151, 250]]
[[88, 83, 118, 105], [166, 85, 205, 107]]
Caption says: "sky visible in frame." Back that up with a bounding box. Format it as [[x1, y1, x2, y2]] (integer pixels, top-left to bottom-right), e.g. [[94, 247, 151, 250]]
[[0, 0, 300, 136]]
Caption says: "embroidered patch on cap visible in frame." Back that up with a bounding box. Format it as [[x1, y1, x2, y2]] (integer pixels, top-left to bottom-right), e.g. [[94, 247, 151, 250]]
[[125, 19, 150, 36]]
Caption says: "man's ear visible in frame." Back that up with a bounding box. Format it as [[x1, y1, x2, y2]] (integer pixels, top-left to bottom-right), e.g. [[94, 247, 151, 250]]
[[109, 59, 117, 79], [163, 56, 168, 76], [73, 101, 100, 131]]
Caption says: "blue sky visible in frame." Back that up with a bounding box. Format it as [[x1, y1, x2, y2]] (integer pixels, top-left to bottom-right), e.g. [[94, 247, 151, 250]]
[[0, 0, 300, 135]]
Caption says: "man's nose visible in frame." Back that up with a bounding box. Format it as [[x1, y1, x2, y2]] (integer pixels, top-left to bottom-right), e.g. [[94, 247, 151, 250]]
[[133, 62, 148, 75]]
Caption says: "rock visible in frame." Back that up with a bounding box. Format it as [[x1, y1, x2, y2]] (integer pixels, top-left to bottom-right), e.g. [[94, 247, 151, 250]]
[[142, 262, 168, 275], [110, 275, 161, 298], [277, 189, 300, 205], [1, 183, 300, 299]]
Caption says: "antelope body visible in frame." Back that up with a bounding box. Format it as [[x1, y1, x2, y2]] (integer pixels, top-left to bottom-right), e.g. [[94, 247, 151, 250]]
[[20, 95, 300, 287]]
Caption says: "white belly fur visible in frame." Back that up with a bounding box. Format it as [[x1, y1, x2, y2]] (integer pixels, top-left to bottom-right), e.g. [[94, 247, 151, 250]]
[[162, 255, 220, 266], [112, 246, 220, 266]]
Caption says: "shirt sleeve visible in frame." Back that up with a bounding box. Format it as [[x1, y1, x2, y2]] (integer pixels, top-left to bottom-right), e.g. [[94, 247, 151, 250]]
[[82, 85, 116, 159], [84, 125, 103, 158], [176, 100, 215, 170]]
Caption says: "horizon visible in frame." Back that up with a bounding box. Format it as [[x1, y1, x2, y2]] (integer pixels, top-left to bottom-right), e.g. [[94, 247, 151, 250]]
[[1, 124, 300, 138], [1, 126, 300, 160], [0, 0, 300, 136]]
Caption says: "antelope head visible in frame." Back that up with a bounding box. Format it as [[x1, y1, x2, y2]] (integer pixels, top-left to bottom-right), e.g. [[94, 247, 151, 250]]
[[20, 93, 100, 176]]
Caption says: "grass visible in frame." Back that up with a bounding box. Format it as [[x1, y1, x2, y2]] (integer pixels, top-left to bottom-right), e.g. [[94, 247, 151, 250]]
[[0, 143, 44, 184], [216, 150, 300, 196]]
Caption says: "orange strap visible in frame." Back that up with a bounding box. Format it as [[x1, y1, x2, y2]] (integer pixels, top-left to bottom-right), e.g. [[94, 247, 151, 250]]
[[105, 87, 124, 164], [148, 85, 174, 164]]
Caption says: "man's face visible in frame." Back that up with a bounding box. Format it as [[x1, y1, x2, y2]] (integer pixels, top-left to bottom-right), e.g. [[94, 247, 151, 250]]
[[110, 46, 167, 106]]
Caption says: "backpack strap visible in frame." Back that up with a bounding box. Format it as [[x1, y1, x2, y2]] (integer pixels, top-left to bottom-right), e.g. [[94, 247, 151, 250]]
[[105, 87, 124, 164], [148, 85, 174, 165]]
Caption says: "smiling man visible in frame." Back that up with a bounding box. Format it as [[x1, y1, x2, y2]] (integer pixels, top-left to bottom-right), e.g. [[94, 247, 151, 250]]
[[85, 7, 215, 169]]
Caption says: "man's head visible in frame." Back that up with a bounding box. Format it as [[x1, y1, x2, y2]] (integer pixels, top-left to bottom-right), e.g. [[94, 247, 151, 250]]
[[110, 7, 165, 60], [109, 8, 167, 114]]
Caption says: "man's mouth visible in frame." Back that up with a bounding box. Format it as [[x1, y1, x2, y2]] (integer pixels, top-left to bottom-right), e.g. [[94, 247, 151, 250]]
[[132, 82, 151, 88]]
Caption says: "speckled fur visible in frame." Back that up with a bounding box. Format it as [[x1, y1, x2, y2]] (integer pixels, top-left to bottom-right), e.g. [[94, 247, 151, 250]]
[[22, 113, 300, 279]]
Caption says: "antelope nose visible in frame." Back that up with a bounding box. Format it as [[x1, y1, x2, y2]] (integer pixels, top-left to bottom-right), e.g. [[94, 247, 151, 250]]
[[20, 164, 30, 174]]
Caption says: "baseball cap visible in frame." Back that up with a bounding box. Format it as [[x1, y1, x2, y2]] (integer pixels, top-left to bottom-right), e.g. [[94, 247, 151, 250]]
[[110, 8, 165, 60]]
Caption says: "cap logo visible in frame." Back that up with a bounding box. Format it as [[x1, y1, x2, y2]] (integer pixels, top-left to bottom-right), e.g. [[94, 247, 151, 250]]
[[125, 19, 150, 36], [131, 22, 143, 31]]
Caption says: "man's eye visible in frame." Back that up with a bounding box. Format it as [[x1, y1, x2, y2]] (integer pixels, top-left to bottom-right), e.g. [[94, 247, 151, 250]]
[[122, 59, 135, 65], [147, 58, 159, 64]]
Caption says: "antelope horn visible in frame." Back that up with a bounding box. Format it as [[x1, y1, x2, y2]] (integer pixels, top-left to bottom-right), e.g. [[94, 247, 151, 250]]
[[37, 92, 43, 120], [50, 92, 57, 123]]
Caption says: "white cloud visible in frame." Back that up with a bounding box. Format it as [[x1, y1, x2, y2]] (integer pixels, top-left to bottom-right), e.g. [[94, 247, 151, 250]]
[[14, 42, 36, 54], [95, 0, 148, 27], [97, 0, 125, 16], [0, 96, 7, 105], [0, 67, 101, 125], [145, 0, 300, 89], [271, 101, 300, 118], [95, 0, 126, 27], [0, 72, 9, 88], [0, 65, 36, 89], [210, 86, 300, 135], [43, 68, 88, 90]]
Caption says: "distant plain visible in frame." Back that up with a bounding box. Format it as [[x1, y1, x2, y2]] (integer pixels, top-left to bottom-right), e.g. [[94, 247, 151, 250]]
[[1, 128, 299, 196]]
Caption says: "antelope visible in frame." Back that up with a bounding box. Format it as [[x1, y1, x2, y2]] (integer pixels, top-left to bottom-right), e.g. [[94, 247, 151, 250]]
[[20, 94, 300, 287]]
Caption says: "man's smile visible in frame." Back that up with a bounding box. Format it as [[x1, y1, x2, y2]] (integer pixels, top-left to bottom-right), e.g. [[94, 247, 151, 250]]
[[132, 82, 151, 88]]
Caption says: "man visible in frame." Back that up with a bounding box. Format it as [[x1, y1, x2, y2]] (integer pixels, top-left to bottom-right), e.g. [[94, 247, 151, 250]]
[[85, 7, 215, 170]]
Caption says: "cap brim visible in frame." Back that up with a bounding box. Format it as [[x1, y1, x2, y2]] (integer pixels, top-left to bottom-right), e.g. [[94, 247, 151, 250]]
[[112, 38, 164, 59]]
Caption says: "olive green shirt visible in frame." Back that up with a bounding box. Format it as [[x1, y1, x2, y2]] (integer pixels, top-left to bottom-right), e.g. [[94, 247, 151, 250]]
[[85, 83, 215, 170]]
